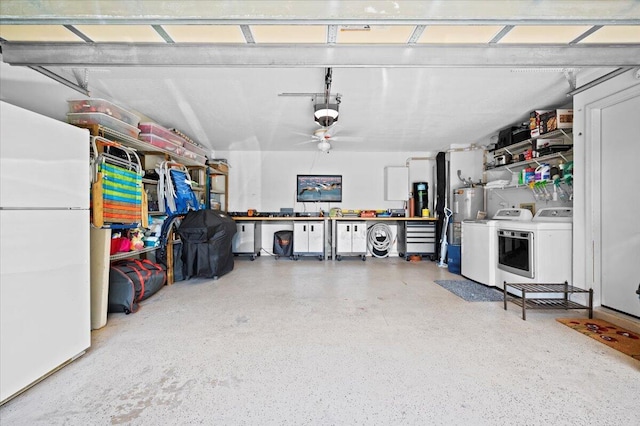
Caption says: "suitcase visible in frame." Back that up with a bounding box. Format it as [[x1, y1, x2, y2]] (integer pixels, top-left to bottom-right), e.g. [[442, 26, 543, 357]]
[[108, 259, 166, 314]]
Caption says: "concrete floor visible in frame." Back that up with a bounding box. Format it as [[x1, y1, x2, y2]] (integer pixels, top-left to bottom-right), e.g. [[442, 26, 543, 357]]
[[1, 257, 639, 425]]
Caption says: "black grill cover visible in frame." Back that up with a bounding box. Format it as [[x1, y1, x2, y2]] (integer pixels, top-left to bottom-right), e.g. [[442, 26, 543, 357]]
[[177, 210, 237, 279]]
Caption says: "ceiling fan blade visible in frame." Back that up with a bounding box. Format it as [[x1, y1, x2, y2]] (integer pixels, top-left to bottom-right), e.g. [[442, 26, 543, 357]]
[[295, 138, 319, 145], [330, 135, 364, 142], [323, 123, 342, 138]]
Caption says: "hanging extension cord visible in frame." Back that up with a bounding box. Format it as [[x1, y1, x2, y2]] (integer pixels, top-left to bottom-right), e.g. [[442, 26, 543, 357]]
[[367, 222, 395, 258]]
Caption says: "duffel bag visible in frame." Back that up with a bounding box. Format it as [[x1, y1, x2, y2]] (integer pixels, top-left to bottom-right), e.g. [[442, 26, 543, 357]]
[[108, 259, 166, 314]]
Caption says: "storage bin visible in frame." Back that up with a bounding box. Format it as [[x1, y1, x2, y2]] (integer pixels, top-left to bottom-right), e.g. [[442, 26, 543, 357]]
[[176, 147, 206, 164], [138, 133, 181, 152], [67, 112, 140, 138], [67, 98, 140, 126], [183, 140, 208, 157], [447, 245, 461, 274], [138, 122, 186, 147], [210, 174, 226, 192]]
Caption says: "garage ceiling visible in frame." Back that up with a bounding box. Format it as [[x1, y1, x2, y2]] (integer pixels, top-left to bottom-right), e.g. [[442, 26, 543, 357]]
[[1, 1, 639, 153]]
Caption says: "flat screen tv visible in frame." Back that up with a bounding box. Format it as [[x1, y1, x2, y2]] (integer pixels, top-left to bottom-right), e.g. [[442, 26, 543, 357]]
[[296, 175, 342, 203]]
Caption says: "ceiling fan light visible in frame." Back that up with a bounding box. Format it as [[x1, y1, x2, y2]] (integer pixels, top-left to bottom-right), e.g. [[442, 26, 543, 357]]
[[317, 140, 332, 152]]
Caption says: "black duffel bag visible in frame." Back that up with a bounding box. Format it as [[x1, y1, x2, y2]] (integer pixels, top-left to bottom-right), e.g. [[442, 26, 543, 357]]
[[108, 259, 166, 314]]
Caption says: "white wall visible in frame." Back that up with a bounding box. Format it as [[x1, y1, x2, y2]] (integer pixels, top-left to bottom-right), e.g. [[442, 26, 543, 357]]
[[215, 149, 440, 256], [448, 147, 485, 207], [485, 185, 573, 218], [0, 61, 79, 121], [217, 150, 437, 213]]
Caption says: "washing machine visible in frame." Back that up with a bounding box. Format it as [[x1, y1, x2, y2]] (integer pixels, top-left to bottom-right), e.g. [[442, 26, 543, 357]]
[[461, 208, 533, 288], [497, 208, 573, 293]]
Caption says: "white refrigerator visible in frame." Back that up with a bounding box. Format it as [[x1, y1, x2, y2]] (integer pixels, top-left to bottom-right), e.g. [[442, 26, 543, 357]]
[[0, 101, 91, 403]]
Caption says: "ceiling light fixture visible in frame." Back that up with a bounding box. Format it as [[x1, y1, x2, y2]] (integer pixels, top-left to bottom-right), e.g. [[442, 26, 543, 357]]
[[317, 140, 332, 153], [313, 67, 341, 127], [314, 104, 339, 127]]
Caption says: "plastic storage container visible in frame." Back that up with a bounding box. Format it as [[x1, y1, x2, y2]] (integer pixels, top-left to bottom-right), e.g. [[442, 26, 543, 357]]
[[67, 112, 141, 138], [447, 245, 461, 274], [138, 133, 181, 152], [177, 147, 206, 164], [183, 140, 208, 157], [67, 98, 140, 127], [138, 122, 186, 147]]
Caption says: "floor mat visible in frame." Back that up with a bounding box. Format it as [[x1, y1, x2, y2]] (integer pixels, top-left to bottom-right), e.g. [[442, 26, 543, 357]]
[[557, 318, 640, 361], [434, 279, 504, 302]]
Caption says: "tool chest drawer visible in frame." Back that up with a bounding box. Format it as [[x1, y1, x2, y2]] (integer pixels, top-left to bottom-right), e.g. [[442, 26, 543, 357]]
[[399, 221, 437, 259], [406, 223, 436, 237]]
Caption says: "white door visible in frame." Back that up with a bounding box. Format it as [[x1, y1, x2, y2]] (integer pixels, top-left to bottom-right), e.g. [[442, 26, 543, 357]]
[[1, 209, 90, 402], [307, 222, 324, 254], [233, 222, 255, 253], [293, 222, 309, 253], [0, 101, 89, 209], [600, 94, 640, 317], [351, 223, 368, 254], [336, 222, 352, 253]]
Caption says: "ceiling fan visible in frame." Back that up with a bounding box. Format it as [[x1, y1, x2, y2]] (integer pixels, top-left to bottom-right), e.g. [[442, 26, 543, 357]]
[[283, 68, 361, 152], [296, 126, 361, 153]]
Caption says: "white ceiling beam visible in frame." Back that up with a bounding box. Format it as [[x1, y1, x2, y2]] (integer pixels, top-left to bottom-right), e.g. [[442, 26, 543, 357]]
[[2, 43, 639, 68], [2, 18, 639, 26], [1, 0, 639, 23]]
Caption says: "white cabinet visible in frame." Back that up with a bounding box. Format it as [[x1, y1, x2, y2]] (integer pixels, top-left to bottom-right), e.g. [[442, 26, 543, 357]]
[[384, 166, 409, 201], [293, 221, 324, 260], [336, 221, 367, 261], [232, 221, 261, 260]]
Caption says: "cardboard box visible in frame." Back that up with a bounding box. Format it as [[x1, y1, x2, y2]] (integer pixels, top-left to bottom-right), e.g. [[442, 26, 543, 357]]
[[540, 109, 573, 134], [210, 162, 229, 174], [142, 154, 165, 170], [557, 109, 574, 128], [529, 110, 551, 131]]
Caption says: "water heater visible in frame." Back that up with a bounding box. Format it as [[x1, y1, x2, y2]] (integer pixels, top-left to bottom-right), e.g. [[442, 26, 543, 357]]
[[412, 182, 428, 217], [453, 187, 484, 222]]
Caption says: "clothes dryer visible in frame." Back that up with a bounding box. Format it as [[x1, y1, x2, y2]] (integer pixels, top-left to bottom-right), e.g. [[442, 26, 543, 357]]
[[461, 208, 533, 288], [497, 208, 573, 294]]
